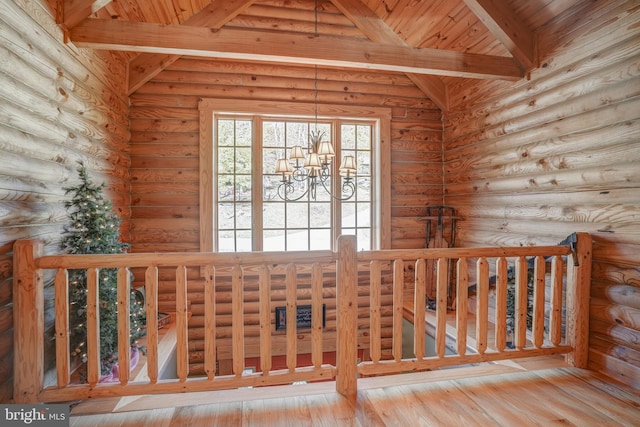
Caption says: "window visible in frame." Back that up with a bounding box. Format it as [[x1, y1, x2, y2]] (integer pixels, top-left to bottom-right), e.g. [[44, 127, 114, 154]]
[[216, 118, 253, 252], [199, 100, 391, 252]]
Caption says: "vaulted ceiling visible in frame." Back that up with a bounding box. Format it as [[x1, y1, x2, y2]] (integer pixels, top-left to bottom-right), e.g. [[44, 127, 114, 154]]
[[56, 0, 579, 111]]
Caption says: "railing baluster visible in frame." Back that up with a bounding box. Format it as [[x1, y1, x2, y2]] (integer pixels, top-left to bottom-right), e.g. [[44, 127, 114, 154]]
[[176, 265, 189, 381], [370, 260, 381, 364], [533, 256, 546, 348], [311, 263, 323, 368], [54, 268, 70, 387], [495, 257, 508, 352], [204, 265, 215, 380], [436, 258, 448, 358], [414, 259, 426, 360], [231, 265, 244, 377], [259, 265, 271, 375], [117, 267, 131, 384], [85, 268, 100, 386], [393, 259, 404, 361], [549, 256, 563, 346], [286, 264, 297, 372], [475, 258, 489, 355], [456, 258, 468, 356], [515, 257, 528, 350], [144, 266, 159, 384]]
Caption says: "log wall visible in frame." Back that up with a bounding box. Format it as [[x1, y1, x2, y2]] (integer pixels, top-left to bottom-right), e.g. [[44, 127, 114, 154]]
[[0, 0, 130, 402], [129, 59, 443, 252], [443, 1, 640, 388]]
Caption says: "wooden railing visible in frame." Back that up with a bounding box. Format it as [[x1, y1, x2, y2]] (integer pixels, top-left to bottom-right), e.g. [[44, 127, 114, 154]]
[[355, 232, 592, 380], [12, 233, 591, 403]]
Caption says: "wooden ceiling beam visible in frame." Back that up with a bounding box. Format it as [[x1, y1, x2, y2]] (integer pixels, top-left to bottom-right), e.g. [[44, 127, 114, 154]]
[[62, 0, 112, 29], [128, 0, 256, 95], [70, 19, 524, 81], [463, 0, 535, 70], [330, 0, 448, 111]]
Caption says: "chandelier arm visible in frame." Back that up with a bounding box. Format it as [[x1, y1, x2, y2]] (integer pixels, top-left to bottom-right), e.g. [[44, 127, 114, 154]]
[[317, 175, 356, 201], [318, 165, 331, 182], [276, 180, 311, 201], [291, 167, 309, 183]]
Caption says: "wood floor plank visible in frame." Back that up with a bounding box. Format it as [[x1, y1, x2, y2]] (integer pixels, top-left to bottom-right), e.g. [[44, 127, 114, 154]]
[[71, 408, 175, 427], [274, 395, 313, 426], [452, 372, 577, 426], [493, 370, 627, 426], [304, 393, 360, 426], [561, 367, 640, 407], [360, 387, 420, 426], [403, 379, 499, 426], [119, 409, 176, 427], [242, 399, 267, 426], [243, 394, 314, 426], [67, 361, 640, 426], [70, 417, 104, 427], [355, 390, 387, 427], [177, 401, 243, 426], [532, 368, 640, 425]]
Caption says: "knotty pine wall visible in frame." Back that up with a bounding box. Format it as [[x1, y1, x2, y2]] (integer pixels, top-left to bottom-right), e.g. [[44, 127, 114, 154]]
[[129, 59, 442, 373], [444, 1, 640, 388], [129, 60, 443, 251], [0, 0, 131, 402]]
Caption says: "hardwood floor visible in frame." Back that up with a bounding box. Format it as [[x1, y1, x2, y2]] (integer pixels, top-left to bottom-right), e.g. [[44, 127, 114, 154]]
[[69, 357, 639, 426]]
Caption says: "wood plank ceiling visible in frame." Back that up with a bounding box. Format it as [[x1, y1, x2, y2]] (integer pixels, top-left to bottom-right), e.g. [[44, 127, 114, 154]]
[[56, 0, 579, 111]]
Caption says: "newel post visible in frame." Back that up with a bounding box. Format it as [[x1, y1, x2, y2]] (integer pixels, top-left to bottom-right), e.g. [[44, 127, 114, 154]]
[[336, 235, 358, 401], [565, 232, 592, 368], [13, 240, 44, 403]]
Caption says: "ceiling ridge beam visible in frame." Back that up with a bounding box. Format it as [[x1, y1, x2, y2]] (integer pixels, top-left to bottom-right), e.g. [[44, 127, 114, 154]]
[[128, 0, 256, 95], [329, 0, 448, 111], [69, 19, 524, 82]]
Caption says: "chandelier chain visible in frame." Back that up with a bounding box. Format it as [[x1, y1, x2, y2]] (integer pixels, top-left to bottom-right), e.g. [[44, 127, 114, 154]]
[[314, 0, 319, 129]]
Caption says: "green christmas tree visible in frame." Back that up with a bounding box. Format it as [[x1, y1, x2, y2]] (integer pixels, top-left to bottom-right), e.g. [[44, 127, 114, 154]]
[[61, 162, 145, 377]]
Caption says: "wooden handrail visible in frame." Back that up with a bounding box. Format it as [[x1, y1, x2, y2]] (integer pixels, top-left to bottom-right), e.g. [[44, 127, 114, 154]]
[[357, 245, 572, 261], [12, 234, 591, 404], [35, 250, 336, 269]]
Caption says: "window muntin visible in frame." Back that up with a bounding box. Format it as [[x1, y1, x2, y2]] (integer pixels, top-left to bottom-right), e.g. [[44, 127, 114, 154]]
[[215, 116, 373, 252]]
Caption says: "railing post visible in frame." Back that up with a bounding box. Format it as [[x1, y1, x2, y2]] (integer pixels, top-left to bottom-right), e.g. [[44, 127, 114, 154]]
[[336, 235, 357, 401], [565, 232, 592, 368], [13, 240, 44, 403]]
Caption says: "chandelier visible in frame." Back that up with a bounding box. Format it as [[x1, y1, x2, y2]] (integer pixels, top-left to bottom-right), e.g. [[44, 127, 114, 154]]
[[273, 0, 356, 201]]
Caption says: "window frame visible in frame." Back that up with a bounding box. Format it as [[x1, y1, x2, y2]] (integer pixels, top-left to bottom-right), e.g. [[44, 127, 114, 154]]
[[199, 99, 392, 252]]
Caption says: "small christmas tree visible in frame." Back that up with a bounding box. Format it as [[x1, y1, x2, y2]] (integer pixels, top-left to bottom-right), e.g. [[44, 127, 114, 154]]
[[61, 162, 145, 377]]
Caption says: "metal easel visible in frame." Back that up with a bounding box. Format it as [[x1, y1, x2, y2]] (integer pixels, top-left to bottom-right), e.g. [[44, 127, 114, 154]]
[[425, 206, 459, 309]]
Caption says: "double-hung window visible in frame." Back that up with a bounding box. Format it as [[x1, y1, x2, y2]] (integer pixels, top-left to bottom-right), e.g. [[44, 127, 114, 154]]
[[199, 100, 391, 252]]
